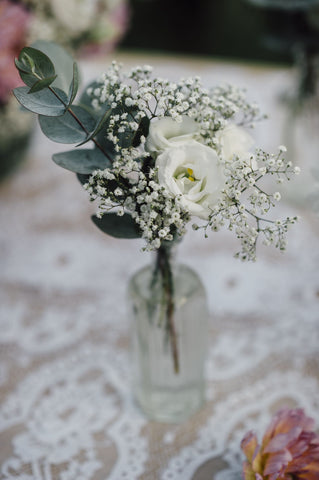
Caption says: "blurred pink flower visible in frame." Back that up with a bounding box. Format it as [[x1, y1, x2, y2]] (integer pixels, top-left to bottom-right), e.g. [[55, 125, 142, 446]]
[[241, 408, 319, 480], [0, 0, 30, 103]]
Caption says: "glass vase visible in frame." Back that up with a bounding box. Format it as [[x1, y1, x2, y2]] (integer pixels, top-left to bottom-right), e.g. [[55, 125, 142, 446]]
[[281, 47, 319, 208], [127, 243, 209, 423]]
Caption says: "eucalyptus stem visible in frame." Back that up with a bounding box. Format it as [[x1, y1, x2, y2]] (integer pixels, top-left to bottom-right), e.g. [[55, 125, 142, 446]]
[[47, 85, 113, 162], [156, 244, 180, 374]]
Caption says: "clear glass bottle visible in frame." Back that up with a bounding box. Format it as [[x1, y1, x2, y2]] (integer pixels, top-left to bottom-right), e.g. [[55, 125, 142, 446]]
[[127, 244, 209, 423]]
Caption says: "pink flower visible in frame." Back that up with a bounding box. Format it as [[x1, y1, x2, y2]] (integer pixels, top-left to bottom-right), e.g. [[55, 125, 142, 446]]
[[0, 0, 30, 103], [241, 408, 319, 480]]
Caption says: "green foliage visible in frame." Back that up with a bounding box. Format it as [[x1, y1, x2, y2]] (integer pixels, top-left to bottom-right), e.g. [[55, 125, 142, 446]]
[[132, 116, 150, 147], [31, 40, 75, 93], [13, 86, 68, 116], [15, 47, 56, 89], [28, 76, 58, 94], [76, 173, 91, 185], [38, 105, 96, 143], [13, 41, 144, 241], [67, 62, 79, 106], [91, 213, 141, 239], [76, 107, 111, 146], [52, 149, 111, 174]]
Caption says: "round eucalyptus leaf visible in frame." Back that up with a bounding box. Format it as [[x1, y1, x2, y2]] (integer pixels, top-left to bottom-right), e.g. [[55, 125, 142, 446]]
[[39, 105, 96, 143], [13, 87, 68, 117], [18, 47, 56, 88], [91, 213, 141, 239], [52, 149, 111, 174], [31, 40, 75, 93]]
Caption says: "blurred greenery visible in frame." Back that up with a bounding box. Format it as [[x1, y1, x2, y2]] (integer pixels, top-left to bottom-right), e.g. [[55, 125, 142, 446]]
[[120, 0, 319, 64]]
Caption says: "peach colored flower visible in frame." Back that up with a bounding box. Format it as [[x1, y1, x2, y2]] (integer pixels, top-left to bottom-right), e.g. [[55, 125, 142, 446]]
[[241, 408, 319, 480]]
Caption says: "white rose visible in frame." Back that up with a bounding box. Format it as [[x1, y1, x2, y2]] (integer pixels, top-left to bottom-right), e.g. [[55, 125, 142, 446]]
[[216, 123, 257, 170], [156, 140, 225, 219], [146, 116, 200, 155]]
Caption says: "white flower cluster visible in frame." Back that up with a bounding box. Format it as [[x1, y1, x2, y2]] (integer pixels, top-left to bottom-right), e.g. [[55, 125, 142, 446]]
[[90, 62, 263, 149], [85, 62, 299, 260], [85, 154, 190, 250], [193, 148, 299, 261]]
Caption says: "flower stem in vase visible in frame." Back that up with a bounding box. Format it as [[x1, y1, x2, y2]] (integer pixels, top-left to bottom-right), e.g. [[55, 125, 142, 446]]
[[156, 244, 180, 374]]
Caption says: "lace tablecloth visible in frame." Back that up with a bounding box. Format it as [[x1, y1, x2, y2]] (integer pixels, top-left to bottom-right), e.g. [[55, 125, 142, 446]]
[[1, 53, 319, 480]]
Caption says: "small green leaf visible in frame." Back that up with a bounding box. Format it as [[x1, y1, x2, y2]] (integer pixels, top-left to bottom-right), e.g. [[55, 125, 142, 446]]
[[31, 40, 75, 93], [39, 105, 96, 143], [132, 116, 150, 147], [28, 75, 57, 94], [15, 58, 33, 74], [52, 149, 111, 174], [17, 47, 56, 88], [67, 62, 79, 107], [76, 173, 90, 186], [92, 213, 141, 239], [76, 106, 111, 146], [13, 86, 67, 116]]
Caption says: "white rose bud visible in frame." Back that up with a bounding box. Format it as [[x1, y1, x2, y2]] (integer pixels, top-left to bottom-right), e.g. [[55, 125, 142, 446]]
[[145, 116, 200, 155], [216, 123, 257, 169], [156, 140, 225, 219]]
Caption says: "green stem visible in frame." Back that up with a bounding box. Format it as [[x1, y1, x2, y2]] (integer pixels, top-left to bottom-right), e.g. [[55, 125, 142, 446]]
[[156, 244, 180, 374], [47, 85, 113, 162]]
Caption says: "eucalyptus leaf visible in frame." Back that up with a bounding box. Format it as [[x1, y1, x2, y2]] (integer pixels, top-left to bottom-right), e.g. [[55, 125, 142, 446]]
[[91, 213, 141, 239], [28, 75, 57, 94], [52, 149, 111, 174], [76, 107, 111, 146], [76, 173, 91, 186], [15, 58, 33, 74], [39, 105, 96, 143], [17, 47, 56, 88], [31, 40, 75, 93], [67, 62, 79, 106], [13, 86, 68, 116]]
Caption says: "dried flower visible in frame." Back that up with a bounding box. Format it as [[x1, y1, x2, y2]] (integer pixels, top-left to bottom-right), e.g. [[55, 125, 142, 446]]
[[241, 408, 319, 480]]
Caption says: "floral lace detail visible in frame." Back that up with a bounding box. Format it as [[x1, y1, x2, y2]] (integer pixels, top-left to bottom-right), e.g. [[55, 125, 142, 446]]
[[0, 345, 148, 480], [161, 372, 319, 480]]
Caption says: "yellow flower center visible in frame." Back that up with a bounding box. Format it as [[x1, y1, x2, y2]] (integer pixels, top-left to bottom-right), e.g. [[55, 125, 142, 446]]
[[187, 168, 195, 182]]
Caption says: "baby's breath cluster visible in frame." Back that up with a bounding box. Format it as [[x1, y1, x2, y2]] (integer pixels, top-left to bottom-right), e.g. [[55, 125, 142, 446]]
[[192, 147, 300, 260], [88, 62, 263, 149], [85, 62, 299, 260], [85, 154, 190, 250]]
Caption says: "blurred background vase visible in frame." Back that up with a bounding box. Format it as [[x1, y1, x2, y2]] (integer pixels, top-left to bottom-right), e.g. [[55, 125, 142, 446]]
[[128, 243, 209, 423], [281, 44, 319, 207], [244, 0, 319, 207]]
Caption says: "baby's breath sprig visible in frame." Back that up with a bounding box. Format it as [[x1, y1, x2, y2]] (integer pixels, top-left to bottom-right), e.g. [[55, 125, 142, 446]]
[[192, 146, 300, 261]]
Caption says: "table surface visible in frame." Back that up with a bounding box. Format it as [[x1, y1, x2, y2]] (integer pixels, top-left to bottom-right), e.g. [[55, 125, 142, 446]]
[[1, 52, 319, 480]]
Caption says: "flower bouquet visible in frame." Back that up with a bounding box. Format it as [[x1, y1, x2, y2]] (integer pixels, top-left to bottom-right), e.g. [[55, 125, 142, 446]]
[[13, 43, 299, 421]]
